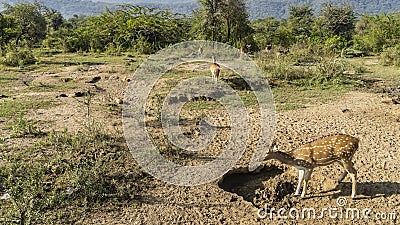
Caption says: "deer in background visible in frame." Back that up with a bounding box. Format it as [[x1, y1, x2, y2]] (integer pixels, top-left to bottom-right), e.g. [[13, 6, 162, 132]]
[[210, 56, 221, 82], [275, 48, 289, 59], [239, 44, 252, 57], [198, 46, 203, 57], [264, 44, 272, 53], [265, 131, 359, 199]]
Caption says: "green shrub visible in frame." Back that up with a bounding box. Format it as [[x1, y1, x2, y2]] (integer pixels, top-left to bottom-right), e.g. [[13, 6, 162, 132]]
[[380, 45, 400, 66], [1, 47, 36, 66], [11, 115, 42, 138], [258, 45, 362, 87], [0, 124, 143, 223], [131, 36, 154, 55], [0, 162, 50, 225]]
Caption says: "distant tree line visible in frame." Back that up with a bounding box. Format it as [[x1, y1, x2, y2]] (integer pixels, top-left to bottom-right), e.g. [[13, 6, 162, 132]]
[[1, 1, 400, 65]]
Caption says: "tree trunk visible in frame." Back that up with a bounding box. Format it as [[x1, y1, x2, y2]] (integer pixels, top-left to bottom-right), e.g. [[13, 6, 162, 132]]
[[226, 19, 231, 43], [16, 33, 23, 46]]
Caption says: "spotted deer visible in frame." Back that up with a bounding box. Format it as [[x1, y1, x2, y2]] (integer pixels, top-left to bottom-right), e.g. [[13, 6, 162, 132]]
[[265, 132, 359, 198], [210, 56, 221, 82]]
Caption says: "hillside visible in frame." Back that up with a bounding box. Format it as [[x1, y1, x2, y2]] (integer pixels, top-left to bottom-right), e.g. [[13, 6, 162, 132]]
[[81, 0, 400, 20], [248, 0, 400, 19], [1, 0, 119, 18], [1, 0, 400, 20]]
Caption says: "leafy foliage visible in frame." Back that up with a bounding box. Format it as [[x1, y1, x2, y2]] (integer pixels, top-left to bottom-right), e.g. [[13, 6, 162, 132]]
[[319, 2, 356, 41], [191, 0, 254, 47], [380, 44, 400, 66], [1, 46, 36, 66], [288, 5, 315, 40], [2, 1, 47, 46], [59, 5, 190, 54], [0, 124, 143, 224], [353, 12, 400, 53]]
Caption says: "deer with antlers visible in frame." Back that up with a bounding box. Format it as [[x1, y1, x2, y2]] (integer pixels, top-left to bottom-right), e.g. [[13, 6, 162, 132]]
[[265, 131, 359, 199]]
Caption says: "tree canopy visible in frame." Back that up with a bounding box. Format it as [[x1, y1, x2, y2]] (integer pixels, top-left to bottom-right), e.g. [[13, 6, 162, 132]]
[[1, 1, 400, 65]]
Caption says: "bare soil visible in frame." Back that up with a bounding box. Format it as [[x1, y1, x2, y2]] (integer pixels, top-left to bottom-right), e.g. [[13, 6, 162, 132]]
[[8, 63, 400, 224]]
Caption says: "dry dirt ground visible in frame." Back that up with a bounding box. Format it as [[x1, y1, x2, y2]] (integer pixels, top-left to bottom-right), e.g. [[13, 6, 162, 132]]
[[7, 63, 400, 224]]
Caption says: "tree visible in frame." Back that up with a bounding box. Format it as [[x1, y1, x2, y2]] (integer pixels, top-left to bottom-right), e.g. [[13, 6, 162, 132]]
[[2, 1, 47, 46], [0, 13, 17, 56], [252, 17, 293, 48], [55, 5, 189, 53], [191, 0, 253, 46], [289, 5, 314, 40], [320, 2, 355, 41], [220, 0, 253, 46], [353, 12, 400, 52], [44, 8, 64, 32], [191, 0, 224, 42]]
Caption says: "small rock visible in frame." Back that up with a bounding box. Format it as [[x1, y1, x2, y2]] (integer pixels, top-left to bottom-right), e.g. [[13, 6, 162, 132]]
[[343, 70, 356, 75], [123, 76, 131, 82], [58, 94, 68, 98], [178, 95, 188, 102], [0, 193, 10, 200], [62, 77, 73, 82], [74, 92, 86, 97], [115, 98, 123, 104], [168, 96, 179, 104], [66, 187, 78, 195], [342, 109, 350, 113], [87, 76, 101, 83], [109, 75, 119, 80]]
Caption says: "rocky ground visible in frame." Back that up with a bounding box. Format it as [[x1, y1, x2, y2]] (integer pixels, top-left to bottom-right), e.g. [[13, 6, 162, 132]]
[[3, 62, 400, 224]]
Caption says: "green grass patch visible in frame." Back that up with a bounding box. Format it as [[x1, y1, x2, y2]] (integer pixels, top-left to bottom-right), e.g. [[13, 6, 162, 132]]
[[0, 99, 54, 118], [347, 56, 400, 88], [27, 81, 78, 92], [0, 123, 143, 224], [272, 84, 352, 111]]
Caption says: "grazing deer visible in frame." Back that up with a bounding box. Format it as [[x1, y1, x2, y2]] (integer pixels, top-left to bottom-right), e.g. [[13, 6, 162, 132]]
[[265, 44, 272, 52], [239, 44, 252, 56], [198, 46, 203, 57], [265, 132, 359, 199], [210, 56, 221, 82], [275, 48, 289, 59]]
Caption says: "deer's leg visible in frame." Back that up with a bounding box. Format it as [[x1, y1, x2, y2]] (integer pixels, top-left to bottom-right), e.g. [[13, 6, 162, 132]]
[[342, 160, 357, 198], [337, 162, 348, 182], [301, 169, 312, 198], [294, 169, 304, 196]]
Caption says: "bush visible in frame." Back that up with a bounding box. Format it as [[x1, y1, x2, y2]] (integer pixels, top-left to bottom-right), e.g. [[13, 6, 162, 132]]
[[0, 124, 143, 223], [257, 42, 363, 87], [131, 36, 154, 55], [0, 162, 50, 225], [380, 45, 400, 66], [1, 47, 36, 66]]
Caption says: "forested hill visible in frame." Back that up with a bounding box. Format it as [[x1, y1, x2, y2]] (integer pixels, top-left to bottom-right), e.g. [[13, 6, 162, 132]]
[[2, 0, 400, 19], [248, 0, 400, 19], [1, 0, 120, 18]]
